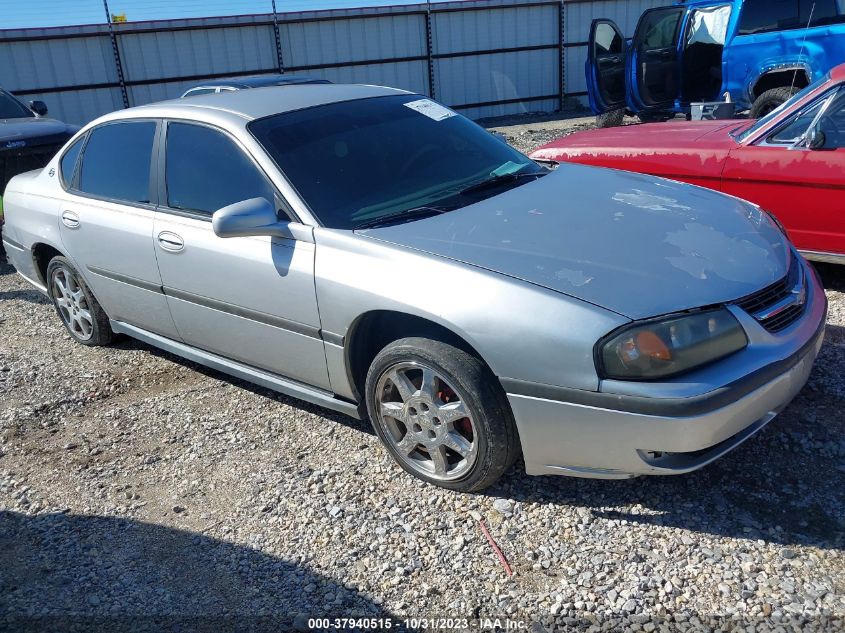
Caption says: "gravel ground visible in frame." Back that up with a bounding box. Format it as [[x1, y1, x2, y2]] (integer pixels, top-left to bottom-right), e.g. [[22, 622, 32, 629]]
[[1, 114, 844, 632]]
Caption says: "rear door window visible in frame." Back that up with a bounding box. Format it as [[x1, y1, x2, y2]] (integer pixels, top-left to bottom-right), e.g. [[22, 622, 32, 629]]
[[739, 0, 799, 34], [77, 121, 156, 204], [164, 122, 274, 215]]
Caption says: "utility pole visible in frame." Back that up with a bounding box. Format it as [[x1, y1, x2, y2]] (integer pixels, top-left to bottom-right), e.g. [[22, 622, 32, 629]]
[[102, 0, 130, 108]]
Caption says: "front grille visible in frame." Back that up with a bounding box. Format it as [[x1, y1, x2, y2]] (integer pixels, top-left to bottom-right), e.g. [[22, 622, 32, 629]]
[[764, 304, 805, 333], [0, 144, 62, 193], [733, 253, 806, 333]]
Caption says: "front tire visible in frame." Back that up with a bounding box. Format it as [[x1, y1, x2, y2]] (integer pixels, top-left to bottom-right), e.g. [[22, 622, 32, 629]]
[[365, 337, 519, 492], [47, 256, 114, 346]]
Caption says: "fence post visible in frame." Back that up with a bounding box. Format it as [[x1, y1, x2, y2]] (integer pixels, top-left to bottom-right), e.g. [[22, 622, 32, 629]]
[[271, 0, 285, 73], [425, 1, 436, 98], [102, 0, 130, 109], [558, 0, 565, 111]]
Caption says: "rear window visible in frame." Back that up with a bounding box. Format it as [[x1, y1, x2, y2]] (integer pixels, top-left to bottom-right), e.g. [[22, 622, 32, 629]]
[[78, 121, 156, 204]]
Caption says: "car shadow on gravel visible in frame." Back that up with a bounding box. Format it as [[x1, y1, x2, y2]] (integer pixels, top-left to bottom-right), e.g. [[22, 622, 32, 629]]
[[109, 337, 375, 437], [0, 289, 50, 304], [0, 510, 398, 633]]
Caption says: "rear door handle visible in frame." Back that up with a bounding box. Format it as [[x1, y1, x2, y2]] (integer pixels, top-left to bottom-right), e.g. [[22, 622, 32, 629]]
[[61, 210, 80, 229], [157, 231, 184, 252]]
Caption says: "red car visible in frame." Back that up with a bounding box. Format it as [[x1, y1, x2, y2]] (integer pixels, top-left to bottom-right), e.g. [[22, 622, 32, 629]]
[[531, 64, 845, 265]]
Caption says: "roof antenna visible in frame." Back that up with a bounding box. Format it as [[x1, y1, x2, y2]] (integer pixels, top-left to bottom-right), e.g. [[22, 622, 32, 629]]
[[790, 2, 816, 94]]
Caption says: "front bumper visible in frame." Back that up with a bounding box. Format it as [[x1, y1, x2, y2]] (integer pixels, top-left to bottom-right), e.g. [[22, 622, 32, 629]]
[[507, 261, 827, 479]]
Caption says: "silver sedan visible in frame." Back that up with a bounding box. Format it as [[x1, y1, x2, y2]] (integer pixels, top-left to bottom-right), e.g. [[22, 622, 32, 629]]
[[1, 84, 826, 491]]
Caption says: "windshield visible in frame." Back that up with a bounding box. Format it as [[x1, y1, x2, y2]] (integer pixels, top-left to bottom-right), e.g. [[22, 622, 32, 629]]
[[0, 90, 34, 119], [248, 95, 542, 229], [736, 74, 831, 142]]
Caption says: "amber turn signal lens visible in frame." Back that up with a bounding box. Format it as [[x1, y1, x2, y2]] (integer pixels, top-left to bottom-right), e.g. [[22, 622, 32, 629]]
[[635, 330, 672, 361]]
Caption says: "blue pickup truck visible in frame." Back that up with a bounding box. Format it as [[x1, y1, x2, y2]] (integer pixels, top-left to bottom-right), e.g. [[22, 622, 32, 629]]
[[587, 0, 845, 126]]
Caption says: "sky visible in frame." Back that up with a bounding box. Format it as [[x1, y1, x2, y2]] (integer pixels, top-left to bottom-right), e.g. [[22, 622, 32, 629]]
[[0, 0, 442, 30]]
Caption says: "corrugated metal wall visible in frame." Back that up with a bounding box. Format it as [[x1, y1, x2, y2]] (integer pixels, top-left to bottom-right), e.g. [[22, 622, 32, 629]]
[[0, 0, 672, 125]]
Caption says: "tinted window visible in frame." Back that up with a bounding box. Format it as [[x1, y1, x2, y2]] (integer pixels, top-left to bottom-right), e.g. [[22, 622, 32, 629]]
[[60, 136, 84, 186], [0, 90, 34, 118], [802, 0, 845, 26], [165, 122, 274, 214], [249, 95, 541, 230], [78, 121, 156, 203], [739, 0, 799, 34]]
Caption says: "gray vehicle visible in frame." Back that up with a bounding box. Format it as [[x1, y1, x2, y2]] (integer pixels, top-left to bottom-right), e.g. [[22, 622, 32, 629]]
[[1, 85, 826, 491]]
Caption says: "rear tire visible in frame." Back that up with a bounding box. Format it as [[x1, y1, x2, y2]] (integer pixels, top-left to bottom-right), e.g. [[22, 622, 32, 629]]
[[749, 87, 800, 119], [46, 256, 114, 346], [596, 109, 624, 128], [365, 337, 519, 492]]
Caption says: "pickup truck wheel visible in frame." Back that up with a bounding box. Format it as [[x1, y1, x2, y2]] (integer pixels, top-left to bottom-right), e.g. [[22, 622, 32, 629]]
[[365, 337, 519, 492], [47, 256, 114, 346], [749, 87, 800, 119], [596, 109, 624, 128]]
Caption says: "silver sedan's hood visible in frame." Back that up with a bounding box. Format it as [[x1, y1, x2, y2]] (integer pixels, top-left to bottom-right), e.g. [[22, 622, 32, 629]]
[[359, 163, 790, 320]]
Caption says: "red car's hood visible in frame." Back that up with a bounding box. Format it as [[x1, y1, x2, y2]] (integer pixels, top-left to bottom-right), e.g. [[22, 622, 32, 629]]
[[531, 120, 747, 160]]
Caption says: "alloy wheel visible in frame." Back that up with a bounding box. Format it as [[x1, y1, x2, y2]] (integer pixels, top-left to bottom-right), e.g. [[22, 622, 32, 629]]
[[51, 266, 94, 340], [375, 361, 479, 482]]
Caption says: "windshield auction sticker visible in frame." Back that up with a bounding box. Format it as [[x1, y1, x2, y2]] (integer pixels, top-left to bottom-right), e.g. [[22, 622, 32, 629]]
[[404, 98, 457, 121]]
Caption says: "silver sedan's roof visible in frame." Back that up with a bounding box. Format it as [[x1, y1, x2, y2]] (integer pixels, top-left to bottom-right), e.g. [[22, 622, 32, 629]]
[[95, 83, 410, 126]]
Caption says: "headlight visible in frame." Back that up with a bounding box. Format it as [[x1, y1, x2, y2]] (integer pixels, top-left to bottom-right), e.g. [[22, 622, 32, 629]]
[[598, 309, 747, 380]]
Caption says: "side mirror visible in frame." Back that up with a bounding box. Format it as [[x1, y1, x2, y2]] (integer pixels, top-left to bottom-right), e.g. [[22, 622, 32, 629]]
[[805, 124, 826, 150], [29, 100, 48, 116], [212, 197, 292, 239]]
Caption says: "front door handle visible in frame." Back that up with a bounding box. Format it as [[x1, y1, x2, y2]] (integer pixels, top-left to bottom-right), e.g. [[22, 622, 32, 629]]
[[61, 210, 80, 229], [157, 231, 184, 252]]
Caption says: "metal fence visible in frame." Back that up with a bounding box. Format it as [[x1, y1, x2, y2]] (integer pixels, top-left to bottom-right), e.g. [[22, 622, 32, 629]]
[[0, 0, 671, 125]]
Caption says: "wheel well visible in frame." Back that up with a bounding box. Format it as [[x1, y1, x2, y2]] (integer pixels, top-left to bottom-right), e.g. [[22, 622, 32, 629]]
[[345, 311, 490, 402], [32, 243, 63, 286], [752, 69, 809, 99]]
